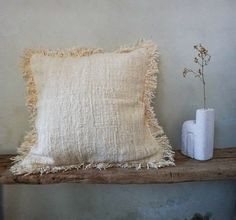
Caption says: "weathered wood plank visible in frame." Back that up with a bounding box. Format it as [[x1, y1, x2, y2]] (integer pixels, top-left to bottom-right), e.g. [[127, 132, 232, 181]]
[[0, 148, 235, 184]]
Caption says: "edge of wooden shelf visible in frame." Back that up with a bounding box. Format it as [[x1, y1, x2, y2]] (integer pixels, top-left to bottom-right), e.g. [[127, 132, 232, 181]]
[[0, 148, 236, 184]]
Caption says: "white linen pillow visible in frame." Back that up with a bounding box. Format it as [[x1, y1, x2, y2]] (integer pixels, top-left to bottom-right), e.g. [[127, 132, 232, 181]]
[[11, 41, 174, 174]]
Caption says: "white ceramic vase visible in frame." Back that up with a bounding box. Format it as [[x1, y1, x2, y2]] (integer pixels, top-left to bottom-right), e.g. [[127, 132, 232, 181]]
[[181, 108, 215, 160]]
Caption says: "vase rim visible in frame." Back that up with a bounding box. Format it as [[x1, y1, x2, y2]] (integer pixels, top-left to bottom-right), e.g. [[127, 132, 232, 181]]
[[197, 108, 214, 111]]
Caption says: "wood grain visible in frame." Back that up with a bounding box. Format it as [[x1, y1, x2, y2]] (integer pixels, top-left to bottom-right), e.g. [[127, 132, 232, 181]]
[[0, 148, 235, 184]]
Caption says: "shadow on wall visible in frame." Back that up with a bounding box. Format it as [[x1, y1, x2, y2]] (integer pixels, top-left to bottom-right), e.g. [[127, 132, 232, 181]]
[[3, 181, 236, 220], [0, 186, 3, 219]]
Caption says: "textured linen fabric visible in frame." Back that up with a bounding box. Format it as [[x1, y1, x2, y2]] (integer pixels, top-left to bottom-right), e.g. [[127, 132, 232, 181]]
[[11, 41, 174, 174]]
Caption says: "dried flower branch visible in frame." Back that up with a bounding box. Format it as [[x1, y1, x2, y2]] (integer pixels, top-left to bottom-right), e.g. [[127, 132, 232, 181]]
[[183, 44, 211, 109]]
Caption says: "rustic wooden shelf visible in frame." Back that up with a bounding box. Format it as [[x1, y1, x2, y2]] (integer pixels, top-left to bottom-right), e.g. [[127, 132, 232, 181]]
[[0, 148, 235, 184]]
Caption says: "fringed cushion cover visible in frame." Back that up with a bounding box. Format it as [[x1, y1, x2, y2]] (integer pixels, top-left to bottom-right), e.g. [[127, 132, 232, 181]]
[[11, 41, 174, 174]]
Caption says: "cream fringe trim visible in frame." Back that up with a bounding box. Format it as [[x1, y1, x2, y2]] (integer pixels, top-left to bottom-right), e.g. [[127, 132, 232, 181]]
[[10, 40, 175, 175]]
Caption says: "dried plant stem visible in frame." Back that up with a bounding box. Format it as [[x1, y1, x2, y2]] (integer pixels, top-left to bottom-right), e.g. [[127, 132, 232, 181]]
[[182, 44, 211, 109], [201, 61, 206, 109]]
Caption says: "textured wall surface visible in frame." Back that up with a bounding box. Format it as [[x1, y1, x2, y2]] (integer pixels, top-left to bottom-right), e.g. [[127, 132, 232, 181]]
[[3, 182, 236, 220], [0, 0, 235, 219]]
